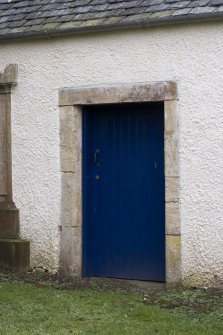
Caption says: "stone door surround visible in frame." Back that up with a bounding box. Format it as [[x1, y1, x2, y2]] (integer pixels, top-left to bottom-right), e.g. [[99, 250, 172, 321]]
[[59, 81, 181, 284]]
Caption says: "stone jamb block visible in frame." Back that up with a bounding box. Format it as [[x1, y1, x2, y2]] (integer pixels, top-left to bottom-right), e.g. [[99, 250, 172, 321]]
[[166, 202, 181, 236], [165, 176, 179, 203], [166, 235, 181, 284], [59, 226, 82, 277]]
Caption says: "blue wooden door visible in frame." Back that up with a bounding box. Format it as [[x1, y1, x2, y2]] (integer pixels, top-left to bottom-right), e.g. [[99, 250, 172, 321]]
[[83, 103, 165, 281]]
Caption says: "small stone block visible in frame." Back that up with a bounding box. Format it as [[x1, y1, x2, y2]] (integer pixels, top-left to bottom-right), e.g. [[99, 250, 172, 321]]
[[59, 226, 82, 276], [166, 235, 181, 284], [0, 208, 20, 238], [166, 202, 180, 235], [165, 134, 179, 177], [165, 177, 179, 202], [0, 238, 30, 272], [164, 100, 178, 136]]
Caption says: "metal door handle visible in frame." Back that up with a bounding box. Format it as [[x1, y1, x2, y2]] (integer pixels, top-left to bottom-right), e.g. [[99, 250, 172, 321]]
[[94, 149, 100, 167]]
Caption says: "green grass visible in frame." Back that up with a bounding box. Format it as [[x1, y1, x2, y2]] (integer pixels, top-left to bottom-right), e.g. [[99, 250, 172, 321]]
[[0, 280, 222, 334]]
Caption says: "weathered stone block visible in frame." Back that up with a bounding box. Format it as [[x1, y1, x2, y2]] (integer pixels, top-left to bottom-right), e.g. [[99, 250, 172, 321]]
[[165, 176, 179, 202], [59, 226, 82, 276], [61, 173, 76, 210], [59, 82, 177, 106], [165, 133, 179, 177], [164, 100, 178, 135], [0, 238, 30, 272], [166, 235, 181, 284], [60, 106, 81, 173], [166, 202, 180, 235], [0, 208, 20, 238], [164, 100, 179, 178]]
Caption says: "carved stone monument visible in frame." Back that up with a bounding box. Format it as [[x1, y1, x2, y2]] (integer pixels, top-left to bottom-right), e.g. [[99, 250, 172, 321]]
[[0, 65, 30, 272]]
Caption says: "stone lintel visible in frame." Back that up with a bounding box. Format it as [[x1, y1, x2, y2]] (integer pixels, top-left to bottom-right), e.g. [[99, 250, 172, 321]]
[[59, 81, 177, 106]]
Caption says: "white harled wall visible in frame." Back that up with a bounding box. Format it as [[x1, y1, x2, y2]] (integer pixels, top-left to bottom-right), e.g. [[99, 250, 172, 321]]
[[0, 21, 223, 286]]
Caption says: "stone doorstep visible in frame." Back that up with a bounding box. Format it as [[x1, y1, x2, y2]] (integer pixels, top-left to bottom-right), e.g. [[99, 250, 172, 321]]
[[0, 238, 30, 272]]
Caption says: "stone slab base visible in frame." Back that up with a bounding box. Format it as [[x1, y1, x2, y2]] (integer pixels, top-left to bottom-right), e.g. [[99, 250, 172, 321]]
[[0, 238, 30, 272], [0, 208, 19, 238]]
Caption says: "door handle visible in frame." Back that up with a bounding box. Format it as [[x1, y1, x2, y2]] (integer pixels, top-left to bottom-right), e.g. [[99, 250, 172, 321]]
[[94, 149, 100, 167]]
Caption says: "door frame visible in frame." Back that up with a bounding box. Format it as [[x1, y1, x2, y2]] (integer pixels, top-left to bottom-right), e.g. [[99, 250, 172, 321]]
[[58, 81, 181, 284]]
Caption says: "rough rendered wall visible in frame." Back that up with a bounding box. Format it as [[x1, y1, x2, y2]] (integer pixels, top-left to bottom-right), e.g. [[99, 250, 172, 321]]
[[0, 22, 223, 285]]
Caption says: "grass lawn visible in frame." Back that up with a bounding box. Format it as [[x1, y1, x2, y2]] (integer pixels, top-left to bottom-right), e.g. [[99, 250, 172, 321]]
[[0, 274, 223, 334]]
